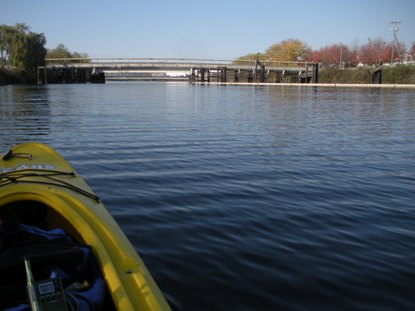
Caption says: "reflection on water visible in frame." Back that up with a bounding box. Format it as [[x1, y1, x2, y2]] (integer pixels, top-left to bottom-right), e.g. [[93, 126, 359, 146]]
[[0, 85, 51, 146], [1, 83, 415, 310]]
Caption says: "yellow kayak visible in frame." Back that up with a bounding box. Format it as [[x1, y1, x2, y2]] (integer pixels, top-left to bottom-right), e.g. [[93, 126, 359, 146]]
[[0, 142, 171, 311]]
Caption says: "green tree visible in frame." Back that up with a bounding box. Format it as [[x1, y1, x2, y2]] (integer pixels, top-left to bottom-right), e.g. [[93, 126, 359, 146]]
[[46, 44, 72, 59], [70, 51, 89, 59], [46, 44, 89, 62], [25, 32, 47, 74], [0, 23, 46, 79], [0, 24, 18, 67]]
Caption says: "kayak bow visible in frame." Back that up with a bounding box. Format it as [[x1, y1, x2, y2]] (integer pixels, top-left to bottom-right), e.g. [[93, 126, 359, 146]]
[[0, 142, 171, 311]]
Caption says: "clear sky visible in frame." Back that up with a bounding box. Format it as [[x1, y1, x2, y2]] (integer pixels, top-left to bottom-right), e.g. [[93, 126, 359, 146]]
[[1, 0, 414, 59]]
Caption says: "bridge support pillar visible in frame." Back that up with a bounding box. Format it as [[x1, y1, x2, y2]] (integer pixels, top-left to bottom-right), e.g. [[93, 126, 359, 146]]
[[235, 69, 240, 82], [220, 67, 227, 83], [200, 68, 205, 82], [190, 68, 195, 83]]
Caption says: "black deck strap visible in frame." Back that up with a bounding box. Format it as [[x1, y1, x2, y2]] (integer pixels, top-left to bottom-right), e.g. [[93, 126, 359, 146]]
[[2, 149, 13, 161]]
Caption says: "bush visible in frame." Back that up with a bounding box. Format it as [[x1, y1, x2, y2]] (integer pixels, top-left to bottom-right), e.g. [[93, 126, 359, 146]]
[[382, 65, 415, 84], [319, 67, 372, 84], [319, 66, 415, 84], [0, 67, 27, 84]]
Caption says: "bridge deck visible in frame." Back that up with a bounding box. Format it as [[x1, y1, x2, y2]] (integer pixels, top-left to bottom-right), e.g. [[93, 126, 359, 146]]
[[45, 57, 313, 72]]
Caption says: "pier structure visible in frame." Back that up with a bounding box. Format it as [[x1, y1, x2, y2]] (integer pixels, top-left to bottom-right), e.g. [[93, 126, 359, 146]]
[[38, 58, 318, 84], [190, 60, 318, 84]]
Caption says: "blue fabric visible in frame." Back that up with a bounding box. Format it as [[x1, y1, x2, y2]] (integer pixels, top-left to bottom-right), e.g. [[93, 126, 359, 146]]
[[11, 224, 109, 311], [48, 245, 108, 310], [18, 223, 72, 242], [3, 303, 28, 311], [66, 277, 107, 311]]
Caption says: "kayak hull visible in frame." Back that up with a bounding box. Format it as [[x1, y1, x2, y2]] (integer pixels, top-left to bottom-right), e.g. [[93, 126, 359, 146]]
[[0, 142, 171, 311]]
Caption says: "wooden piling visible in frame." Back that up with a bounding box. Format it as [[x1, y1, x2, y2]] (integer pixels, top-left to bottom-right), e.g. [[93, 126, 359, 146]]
[[312, 64, 319, 83], [37, 66, 47, 85], [372, 68, 382, 84], [259, 64, 266, 83]]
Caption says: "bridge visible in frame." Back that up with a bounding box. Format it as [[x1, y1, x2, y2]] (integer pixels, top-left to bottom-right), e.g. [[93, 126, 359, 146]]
[[38, 57, 319, 84]]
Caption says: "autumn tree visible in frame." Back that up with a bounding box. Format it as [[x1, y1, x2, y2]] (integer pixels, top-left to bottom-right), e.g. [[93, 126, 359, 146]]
[[265, 39, 312, 62], [358, 37, 408, 65], [236, 37, 415, 67], [358, 38, 390, 65], [312, 43, 349, 66]]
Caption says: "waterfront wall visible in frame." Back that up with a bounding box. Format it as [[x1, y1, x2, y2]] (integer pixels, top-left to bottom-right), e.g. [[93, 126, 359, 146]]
[[192, 81, 415, 89]]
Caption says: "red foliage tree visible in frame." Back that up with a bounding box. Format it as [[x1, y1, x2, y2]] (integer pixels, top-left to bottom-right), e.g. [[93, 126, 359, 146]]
[[312, 43, 351, 67], [358, 38, 390, 65]]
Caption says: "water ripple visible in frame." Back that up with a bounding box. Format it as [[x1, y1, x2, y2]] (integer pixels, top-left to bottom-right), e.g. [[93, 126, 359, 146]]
[[1, 84, 415, 310]]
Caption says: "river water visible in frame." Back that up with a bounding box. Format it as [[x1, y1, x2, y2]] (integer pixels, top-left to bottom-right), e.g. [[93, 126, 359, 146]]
[[1, 83, 415, 310]]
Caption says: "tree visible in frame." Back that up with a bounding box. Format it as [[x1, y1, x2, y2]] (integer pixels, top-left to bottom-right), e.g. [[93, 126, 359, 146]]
[[46, 44, 89, 62], [234, 52, 266, 64], [0, 24, 18, 67], [70, 51, 89, 59], [46, 44, 72, 59], [358, 37, 406, 65], [312, 43, 355, 67], [0, 23, 46, 78], [358, 38, 386, 65], [265, 39, 312, 62], [25, 32, 47, 74]]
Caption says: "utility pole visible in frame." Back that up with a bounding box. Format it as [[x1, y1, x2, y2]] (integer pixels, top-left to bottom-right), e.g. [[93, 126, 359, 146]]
[[339, 42, 343, 68], [390, 21, 401, 64]]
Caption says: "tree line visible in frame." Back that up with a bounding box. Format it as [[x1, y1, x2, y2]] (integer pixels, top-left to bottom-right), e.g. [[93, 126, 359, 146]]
[[237, 38, 415, 67], [1, 22, 415, 84], [0, 23, 87, 82]]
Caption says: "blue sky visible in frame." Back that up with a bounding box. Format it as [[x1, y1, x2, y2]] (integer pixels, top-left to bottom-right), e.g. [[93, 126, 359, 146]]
[[2, 0, 414, 59]]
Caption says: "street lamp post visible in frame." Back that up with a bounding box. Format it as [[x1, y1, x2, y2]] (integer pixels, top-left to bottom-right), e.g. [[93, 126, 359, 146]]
[[339, 42, 343, 68]]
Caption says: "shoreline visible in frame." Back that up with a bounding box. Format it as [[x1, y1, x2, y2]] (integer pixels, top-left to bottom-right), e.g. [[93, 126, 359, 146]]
[[192, 82, 415, 89]]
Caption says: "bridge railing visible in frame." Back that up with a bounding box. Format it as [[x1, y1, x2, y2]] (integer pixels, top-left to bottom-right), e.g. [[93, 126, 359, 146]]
[[45, 57, 233, 65], [45, 57, 315, 68]]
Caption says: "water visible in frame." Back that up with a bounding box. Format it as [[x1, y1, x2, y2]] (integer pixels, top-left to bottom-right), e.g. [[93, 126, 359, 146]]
[[1, 83, 415, 310]]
